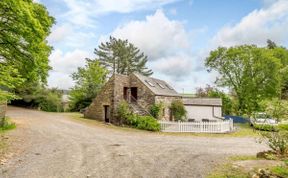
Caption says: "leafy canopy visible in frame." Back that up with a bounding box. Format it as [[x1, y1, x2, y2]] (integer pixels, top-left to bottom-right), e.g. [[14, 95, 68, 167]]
[[95, 36, 153, 76], [205, 45, 282, 115], [69, 59, 108, 111], [0, 0, 55, 102]]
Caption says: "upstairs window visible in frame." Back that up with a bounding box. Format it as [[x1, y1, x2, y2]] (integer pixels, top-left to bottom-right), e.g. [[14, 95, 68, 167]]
[[166, 84, 174, 90], [145, 80, 155, 87], [157, 83, 165, 89]]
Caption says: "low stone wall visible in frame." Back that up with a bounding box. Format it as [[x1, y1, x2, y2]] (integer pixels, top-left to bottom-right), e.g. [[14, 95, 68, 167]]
[[0, 103, 7, 119]]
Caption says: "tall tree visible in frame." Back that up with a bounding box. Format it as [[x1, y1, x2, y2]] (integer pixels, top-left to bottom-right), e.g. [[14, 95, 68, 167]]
[[205, 45, 282, 115], [94, 36, 153, 76], [0, 0, 55, 100], [69, 59, 108, 111], [266, 40, 288, 99]]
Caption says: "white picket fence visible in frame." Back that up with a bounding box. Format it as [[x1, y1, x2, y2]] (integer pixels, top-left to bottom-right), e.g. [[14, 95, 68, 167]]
[[159, 119, 234, 133]]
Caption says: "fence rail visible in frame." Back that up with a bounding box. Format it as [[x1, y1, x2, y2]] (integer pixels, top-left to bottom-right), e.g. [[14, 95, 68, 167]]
[[159, 119, 234, 133]]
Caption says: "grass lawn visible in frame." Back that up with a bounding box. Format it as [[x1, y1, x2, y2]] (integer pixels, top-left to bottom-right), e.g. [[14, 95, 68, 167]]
[[207, 155, 288, 178], [63, 112, 259, 137]]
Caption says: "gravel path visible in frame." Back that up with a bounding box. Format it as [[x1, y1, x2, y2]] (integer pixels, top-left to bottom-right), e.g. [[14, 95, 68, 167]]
[[0, 107, 267, 178]]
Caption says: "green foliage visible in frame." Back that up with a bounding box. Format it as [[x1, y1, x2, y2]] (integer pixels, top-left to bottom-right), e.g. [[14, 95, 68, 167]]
[[170, 100, 187, 121], [260, 131, 288, 155], [36, 90, 63, 112], [126, 115, 160, 131], [95, 36, 153, 76], [0, 0, 55, 93], [196, 85, 234, 115], [205, 45, 283, 116], [69, 60, 108, 111], [260, 98, 288, 121], [253, 124, 278, 132], [13, 87, 63, 112], [0, 64, 24, 102], [270, 166, 288, 177], [278, 124, 288, 131], [0, 117, 16, 131], [116, 101, 132, 124], [149, 102, 164, 119]]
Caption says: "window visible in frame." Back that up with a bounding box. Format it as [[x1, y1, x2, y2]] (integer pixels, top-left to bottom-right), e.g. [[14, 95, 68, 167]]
[[165, 84, 174, 90], [145, 80, 155, 87], [157, 83, 165, 89]]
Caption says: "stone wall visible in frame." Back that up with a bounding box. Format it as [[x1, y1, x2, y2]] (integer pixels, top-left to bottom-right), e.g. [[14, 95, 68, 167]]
[[0, 103, 7, 119], [129, 74, 155, 112], [155, 96, 181, 121], [111, 74, 130, 123], [84, 76, 115, 121]]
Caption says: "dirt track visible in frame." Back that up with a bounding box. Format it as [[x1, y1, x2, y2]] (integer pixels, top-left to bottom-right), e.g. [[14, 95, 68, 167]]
[[0, 107, 267, 178]]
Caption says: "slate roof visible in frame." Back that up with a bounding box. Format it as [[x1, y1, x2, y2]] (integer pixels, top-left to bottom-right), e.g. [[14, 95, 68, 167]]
[[182, 97, 222, 106], [133, 73, 180, 97]]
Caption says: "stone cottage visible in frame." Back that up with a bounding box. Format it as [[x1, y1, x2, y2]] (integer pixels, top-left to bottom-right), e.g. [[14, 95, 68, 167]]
[[84, 73, 223, 123], [84, 73, 181, 123]]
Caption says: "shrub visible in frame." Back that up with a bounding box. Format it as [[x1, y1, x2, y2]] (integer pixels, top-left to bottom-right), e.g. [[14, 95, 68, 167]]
[[135, 116, 160, 131], [254, 124, 279, 132], [260, 131, 288, 155], [0, 117, 16, 131], [149, 102, 164, 119], [125, 114, 160, 131], [116, 101, 132, 124], [36, 91, 63, 112], [170, 100, 187, 121], [278, 124, 288, 131]]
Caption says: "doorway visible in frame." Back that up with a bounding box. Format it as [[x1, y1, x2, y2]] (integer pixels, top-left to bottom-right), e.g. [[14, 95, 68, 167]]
[[104, 105, 110, 123], [131, 87, 138, 101]]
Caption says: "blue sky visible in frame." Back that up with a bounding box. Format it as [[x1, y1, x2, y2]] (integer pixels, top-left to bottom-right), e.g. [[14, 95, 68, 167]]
[[41, 0, 288, 93]]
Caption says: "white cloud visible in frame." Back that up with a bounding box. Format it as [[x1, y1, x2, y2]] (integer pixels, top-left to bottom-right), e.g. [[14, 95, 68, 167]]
[[111, 9, 190, 59], [63, 0, 180, 26], [48, 49, 92, 89], [47, 24, 72, 43], [152, 55, 193, 79], [212, 0, 288, 47]]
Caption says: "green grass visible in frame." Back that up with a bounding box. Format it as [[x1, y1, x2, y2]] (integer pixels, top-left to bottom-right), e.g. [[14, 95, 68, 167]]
[[229, 155, 259, 161], [270, 165, 288, 177], [207, 163, 249, 178], [0, 117, 16, 132]]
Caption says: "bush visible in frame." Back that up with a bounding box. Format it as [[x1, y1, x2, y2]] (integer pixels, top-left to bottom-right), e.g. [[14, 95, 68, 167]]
[[170, 100, 187, 121], [125, 114, 160, 131], [36, 91, 63, 112], [254, 124, 279, 132], [135, 116, 160, 131], [260, 131, 288, 155], [149, 102, 164, 119], [116, 101, 132, 124], [278, 124, 288, 131], [0, 117, 16, 131]]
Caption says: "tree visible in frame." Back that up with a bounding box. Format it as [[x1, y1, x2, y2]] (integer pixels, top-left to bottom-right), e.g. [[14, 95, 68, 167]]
[[266, 41, 288, 99], [195, 85, 234, 115], [170, 100, 187, 121], [205, 45, 282, 116], [94, 36, 153, 76], [69, 59, 108, 111], [0, 0, 55, 98], [0, 64, 24, 103], [260, 98, 288, 122]]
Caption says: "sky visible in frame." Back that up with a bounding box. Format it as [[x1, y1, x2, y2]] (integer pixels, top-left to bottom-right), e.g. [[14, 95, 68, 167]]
[[40, 0, 288, 93]]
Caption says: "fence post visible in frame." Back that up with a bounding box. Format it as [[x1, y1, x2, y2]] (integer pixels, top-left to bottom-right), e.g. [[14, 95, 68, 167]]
[[178, 120, 180, 132], [230, 118, 233, 132]]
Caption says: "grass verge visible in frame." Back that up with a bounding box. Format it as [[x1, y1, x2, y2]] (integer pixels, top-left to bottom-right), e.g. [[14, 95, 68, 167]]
[[63, 113, 259, 138], [207, 155, 288, 178]]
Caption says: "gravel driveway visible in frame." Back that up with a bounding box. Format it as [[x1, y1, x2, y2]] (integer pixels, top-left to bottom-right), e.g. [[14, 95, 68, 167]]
[[1, 107, 267, 178]]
